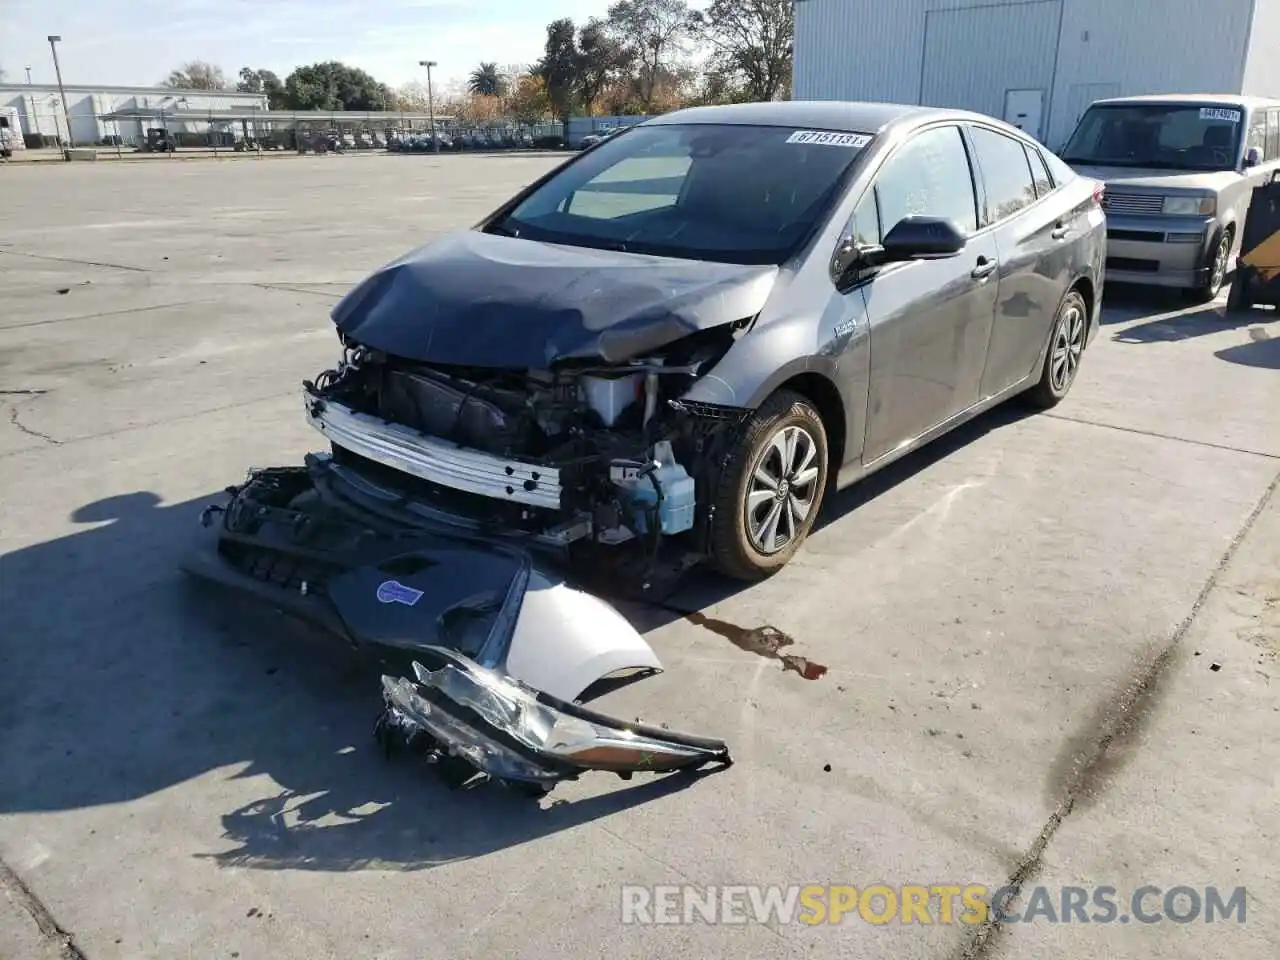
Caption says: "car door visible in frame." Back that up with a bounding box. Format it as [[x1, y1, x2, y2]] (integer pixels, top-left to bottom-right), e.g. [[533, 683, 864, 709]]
[[967, 125, 1076, 397], [854, 124, 1000, 465]]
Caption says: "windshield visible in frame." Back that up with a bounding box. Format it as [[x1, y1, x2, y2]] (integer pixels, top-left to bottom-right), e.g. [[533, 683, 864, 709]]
[[491, 123, 871, 265], [1061, 103, 1243, 171]]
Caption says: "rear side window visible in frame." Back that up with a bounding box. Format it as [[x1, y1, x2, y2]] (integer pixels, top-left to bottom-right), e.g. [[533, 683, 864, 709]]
[[968, 126, 1038, 225], [1267, 109, 1280, 161], [1247, 110, 1268, 156], [1026, 144, 1055, 197]]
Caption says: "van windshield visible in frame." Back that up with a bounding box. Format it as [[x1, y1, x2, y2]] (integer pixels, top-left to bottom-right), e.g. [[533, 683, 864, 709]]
[[1061, 104, 1243, 171], [490, 123, 870, 265]]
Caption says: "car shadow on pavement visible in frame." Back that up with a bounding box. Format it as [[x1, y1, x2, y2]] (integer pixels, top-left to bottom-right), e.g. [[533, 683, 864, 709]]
[[0, 489, 713, 874], [1215, 328, 1280, 368], [1096, 283, 1190, 324], [625, 399, 1040, 627], [1109, 302, 1260, 343]]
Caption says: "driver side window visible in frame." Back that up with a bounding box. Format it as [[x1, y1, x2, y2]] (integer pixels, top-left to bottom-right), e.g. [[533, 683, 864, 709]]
[[873, 126, 979, 236]]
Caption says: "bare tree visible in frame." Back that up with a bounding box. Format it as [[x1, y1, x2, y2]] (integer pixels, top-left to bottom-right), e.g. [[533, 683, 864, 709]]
[[164, 61, 229, 90], [696, 0, 793, 102], [605, 0, 696, 112]]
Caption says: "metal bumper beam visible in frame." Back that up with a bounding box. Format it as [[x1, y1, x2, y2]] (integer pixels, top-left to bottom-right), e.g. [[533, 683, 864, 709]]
[[306, 396, 563, 510]]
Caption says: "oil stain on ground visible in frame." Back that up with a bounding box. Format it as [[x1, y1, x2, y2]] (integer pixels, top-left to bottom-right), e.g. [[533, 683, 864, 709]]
[[1044, 642, 1182, 813], [684, 611, 828, 680]]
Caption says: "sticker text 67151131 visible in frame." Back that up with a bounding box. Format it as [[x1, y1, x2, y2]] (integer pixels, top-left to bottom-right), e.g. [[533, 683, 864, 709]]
[[1200, 107, 1242, 123], [786, 130, 872, 148]]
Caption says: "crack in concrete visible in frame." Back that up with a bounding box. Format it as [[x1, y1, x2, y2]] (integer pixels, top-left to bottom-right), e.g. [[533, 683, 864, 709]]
[[958, 467, 1280, 959], [0, 857, 86, 960], [0, 300, 208, 332], [1045, 411, 1280, 460], [0, 389, 296, 460], [0, 248, 152, 273], [7, 406, 61, 445], [251, 282, 346, 299]]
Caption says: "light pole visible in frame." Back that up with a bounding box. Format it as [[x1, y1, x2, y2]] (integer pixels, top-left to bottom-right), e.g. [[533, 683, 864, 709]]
[[47, 36, 74, 154], [419, 59, 438, 153], [25, 66, 32, 85]]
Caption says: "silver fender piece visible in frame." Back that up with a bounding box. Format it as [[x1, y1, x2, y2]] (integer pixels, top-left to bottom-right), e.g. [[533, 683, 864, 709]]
[[502, 570, 662, 702]]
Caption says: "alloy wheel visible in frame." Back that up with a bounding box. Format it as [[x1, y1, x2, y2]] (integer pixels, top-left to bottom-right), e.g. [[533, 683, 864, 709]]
[[745, 424, 822, 555], [1050, 302, 1085, 394], [1209, 234, 1230, 296]]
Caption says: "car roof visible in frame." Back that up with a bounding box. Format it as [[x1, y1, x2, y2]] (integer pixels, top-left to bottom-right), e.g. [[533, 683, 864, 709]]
[[1091, 92, 1280, 109], [645, 100, 978, 136]]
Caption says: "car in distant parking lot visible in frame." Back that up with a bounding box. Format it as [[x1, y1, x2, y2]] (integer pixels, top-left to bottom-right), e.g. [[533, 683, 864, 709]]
[[579, 126, 631, 150], [1060, 93, 1280, 301]]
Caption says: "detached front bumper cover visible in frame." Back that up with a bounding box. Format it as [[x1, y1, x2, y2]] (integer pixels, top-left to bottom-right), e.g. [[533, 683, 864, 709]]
[[377, 648, 732, 792]]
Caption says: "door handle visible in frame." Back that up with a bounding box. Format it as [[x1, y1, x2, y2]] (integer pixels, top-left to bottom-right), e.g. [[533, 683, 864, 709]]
[[971, 257, 997, 280], [1051, 222, 1070, 240]]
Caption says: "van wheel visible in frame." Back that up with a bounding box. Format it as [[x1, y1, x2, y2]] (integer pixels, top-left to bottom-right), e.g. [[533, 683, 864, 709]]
[[1191, 228, 1232, 303], [708, 390, 829, 581]]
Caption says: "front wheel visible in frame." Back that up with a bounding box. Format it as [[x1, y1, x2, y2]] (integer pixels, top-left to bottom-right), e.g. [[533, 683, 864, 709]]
[[708, 390, 829, 581], [1024, 289, 1088, 409], [1191, 228, 1232, 303]]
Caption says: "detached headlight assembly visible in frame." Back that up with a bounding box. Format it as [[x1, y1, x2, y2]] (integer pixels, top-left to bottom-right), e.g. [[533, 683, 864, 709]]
[[378, 651, 731, 790], [1162, 195, 1216, 216]]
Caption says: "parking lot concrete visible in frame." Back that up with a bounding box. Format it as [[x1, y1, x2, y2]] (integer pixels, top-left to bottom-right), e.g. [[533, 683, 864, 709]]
[[0, 154, 1277, 960]]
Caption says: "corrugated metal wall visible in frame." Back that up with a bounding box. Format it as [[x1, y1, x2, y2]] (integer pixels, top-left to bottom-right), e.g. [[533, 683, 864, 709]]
[[1046, 0, 1255, 145], [920, 0, 1060, 130], [794, 0, 1259, 148], [1240, 0, 1280, 97]]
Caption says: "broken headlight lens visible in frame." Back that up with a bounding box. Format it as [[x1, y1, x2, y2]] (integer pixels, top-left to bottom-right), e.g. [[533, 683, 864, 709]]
[[406, 654, 716, 770]]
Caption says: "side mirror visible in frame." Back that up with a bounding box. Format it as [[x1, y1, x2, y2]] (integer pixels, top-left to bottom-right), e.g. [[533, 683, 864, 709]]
[[881, 216, 967, 260], [1245, 147, 1261, 168]]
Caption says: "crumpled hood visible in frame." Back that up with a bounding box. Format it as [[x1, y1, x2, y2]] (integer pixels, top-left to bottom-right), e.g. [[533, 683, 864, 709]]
[[331, 229, 780, 367], [1071, 164, 1242, 193]]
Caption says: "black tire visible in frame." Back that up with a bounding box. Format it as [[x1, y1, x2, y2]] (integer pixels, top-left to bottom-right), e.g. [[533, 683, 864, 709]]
[[1190, 227, 1232, 303], [1024, 289, 1088, 409], [708, 390, 829, 581]]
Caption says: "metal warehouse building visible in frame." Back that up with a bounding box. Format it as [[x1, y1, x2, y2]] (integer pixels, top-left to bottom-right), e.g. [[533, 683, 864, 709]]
[[793, 0, 1280, 148], [0, 83, 268, 146]]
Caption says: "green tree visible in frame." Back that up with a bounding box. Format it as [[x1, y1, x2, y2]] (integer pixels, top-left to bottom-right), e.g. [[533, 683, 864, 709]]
[[695, 0, 794, 102], [281, 62, 394, 111], [164, 61, 228, 90], [236, 68, 287, 109], [536, 19, 580, 128], [508, 73, 552, 123], [576, 18, 625, 115], [468, 62, 506, 98], [605, 0, 695, 112]]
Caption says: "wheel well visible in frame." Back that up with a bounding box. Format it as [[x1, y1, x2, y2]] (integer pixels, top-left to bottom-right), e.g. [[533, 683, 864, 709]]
[[1071, 275, 1095, 320], [776, 373, 846, 468]]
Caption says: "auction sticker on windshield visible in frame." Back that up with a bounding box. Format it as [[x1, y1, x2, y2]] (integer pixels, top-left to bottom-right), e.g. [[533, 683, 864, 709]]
[[786, 131, 872, 148], [1200, 107, 1242, 122]]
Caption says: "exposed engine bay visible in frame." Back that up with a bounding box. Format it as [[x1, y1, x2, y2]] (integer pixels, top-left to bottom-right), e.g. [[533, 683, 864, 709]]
[[303, 328, 751, 581], [182, 331, 745, 794]]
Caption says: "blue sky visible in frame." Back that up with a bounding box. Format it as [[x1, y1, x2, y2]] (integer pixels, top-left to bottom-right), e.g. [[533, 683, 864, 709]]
[[1, 0, 682, 92]]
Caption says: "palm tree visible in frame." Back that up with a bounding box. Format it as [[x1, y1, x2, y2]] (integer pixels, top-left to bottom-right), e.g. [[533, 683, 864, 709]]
[[468, 62, 506, 98]]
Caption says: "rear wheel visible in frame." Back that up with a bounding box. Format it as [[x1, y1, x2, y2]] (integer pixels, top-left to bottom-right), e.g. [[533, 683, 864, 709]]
[[1024, 289, 1088, 409], [708, 390, 829, 581]]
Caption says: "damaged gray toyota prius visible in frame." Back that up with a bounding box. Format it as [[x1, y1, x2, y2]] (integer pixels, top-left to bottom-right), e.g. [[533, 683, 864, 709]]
[[186, 101, 1104, 793]]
